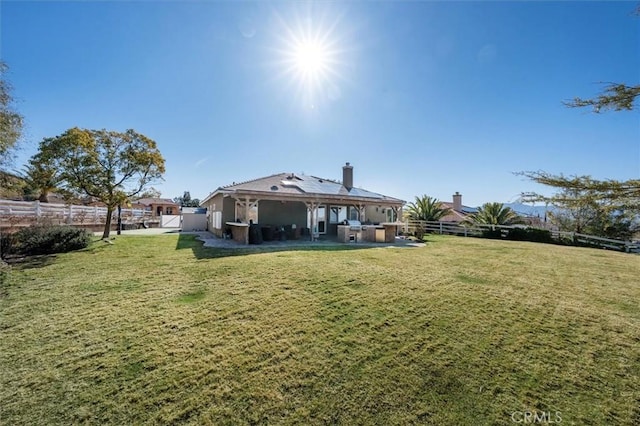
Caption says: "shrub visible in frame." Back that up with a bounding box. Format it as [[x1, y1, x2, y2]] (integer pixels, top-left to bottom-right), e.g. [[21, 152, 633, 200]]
[[481, 229, 502, 239], [1, 232, 16, 260], [13, 225, 91, 256], [480, 227, 555, 244], [506, 228, 554, 244]]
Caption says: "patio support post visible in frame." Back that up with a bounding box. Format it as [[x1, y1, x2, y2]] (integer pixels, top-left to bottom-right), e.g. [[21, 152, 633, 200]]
[[306, 202, 318, 242], [392, 206, 401, 222]]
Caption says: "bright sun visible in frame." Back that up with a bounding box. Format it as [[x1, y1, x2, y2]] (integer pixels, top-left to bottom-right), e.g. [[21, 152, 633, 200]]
[[293, 41, 328, 75], [273, 8, 346, 108]]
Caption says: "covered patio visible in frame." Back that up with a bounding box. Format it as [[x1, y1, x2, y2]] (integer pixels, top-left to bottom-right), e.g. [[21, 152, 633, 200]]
[[201, 163, 405, 245], [225, 194, 403, 244]]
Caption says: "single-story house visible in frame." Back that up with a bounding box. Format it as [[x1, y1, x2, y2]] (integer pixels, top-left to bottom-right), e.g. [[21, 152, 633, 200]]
[[200, 163, 405, 242], [438, 192, 477, 223], [133, 198, 180, 217]]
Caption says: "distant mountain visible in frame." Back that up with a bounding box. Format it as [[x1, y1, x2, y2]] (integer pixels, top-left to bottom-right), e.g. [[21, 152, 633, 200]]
[[502, 202, 556, 218]]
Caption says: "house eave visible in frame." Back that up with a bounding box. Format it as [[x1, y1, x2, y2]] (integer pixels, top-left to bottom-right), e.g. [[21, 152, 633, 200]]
[[204, 188, 404, 207], [200, 188, 233, 206]]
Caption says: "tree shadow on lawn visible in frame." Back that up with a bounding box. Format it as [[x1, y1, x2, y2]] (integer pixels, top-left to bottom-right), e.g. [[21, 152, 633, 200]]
[[3, 254, 57, 270], [175, 233, 424, 259]]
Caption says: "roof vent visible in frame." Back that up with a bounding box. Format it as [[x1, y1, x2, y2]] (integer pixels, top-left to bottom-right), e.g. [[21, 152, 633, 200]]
[[271, 185, 278, 191]]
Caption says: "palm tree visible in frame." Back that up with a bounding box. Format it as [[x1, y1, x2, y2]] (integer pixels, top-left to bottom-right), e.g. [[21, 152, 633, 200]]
[[405, 195, 452, 221], [466, 202, 524, 226], [23, 158, 60, 202]]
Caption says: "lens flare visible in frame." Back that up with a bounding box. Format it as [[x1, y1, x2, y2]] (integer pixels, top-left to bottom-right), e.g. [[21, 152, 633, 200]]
[[271, 7, 348, 110]]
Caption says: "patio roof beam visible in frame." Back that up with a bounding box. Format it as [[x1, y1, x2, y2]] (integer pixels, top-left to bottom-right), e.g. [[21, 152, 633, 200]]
[[225, 191, 403, 208], [231, 196, 260, 223]]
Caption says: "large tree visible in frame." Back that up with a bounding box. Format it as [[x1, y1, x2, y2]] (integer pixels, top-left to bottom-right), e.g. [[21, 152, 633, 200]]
[[0, 61, 24, 167], [33, 127, 165, 238], [522, 6, 639, 209], [532, 186, 636, 239], [521, 172, 640, 212]]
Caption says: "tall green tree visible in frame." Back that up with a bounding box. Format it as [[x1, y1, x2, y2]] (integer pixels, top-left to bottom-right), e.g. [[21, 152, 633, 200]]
[[543, 188, 605, 234], [466, 202, 524, 226], [0, 61, 24, 167], [524, 185, 636, 239], [405, 195, 452, 221], [520, 172, 640, 212], [33, 127, 165, 238], [174, 190, 200, 207]]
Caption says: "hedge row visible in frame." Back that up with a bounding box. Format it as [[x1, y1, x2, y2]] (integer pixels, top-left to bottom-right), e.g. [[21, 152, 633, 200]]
[[481, 227, 555, 244], [1, 225, 92, 258]]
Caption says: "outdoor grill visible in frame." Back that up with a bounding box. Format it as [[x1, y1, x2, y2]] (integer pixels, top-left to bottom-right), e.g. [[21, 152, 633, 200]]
[[345, 219, 362, 231], [343, 220, 363, 242]]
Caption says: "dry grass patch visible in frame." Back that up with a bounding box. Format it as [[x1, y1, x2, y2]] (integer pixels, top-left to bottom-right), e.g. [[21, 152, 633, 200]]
[[1, 234, 639, 425]]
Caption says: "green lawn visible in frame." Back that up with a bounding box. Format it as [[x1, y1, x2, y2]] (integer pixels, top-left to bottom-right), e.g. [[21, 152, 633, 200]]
[[1, 234, 639, 425]]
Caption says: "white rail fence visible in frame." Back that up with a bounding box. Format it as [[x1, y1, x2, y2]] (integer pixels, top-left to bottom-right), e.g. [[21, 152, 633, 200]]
[[0, 199, 153, 227], [403, 220, 639, 253]]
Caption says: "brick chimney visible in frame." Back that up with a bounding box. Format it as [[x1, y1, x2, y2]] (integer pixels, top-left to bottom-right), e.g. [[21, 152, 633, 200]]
[[342, 162, 353, 190], [453, 192, 462, 211]]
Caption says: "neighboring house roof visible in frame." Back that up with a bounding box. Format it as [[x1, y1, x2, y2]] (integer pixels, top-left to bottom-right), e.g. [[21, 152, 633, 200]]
[[202, 173, 404, 205], [135, 198, 179, 206], [439, 202, 477, 223]]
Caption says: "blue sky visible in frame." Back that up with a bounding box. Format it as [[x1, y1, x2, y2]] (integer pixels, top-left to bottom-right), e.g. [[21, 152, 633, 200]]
[[2, 1, 638, 207]]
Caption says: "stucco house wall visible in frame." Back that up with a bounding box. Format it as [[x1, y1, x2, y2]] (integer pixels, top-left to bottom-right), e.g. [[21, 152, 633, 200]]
[[365, 206, 397, 224], [202, 193, 225, 236]]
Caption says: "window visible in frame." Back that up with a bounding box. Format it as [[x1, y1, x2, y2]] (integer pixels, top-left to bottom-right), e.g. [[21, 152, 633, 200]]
[[348, 206, 359, 221], [213, 211, 222, 229], [329, 206, 347, 223]]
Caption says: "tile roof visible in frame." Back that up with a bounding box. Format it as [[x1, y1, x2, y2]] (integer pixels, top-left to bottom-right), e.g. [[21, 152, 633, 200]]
[[134, 198, 179, 206]]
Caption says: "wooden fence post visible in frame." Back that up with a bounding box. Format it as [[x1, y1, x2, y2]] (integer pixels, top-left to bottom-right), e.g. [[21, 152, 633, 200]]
[[35, 200, 41, 219]]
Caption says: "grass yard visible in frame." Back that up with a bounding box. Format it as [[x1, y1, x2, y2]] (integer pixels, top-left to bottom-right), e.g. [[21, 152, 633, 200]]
[[1, 234, 639, 425]]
